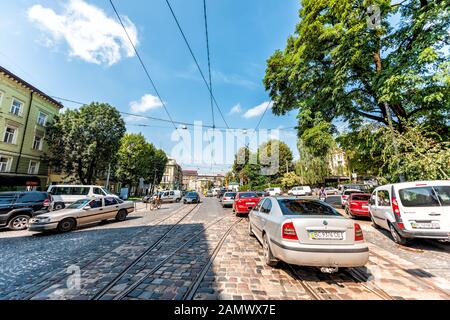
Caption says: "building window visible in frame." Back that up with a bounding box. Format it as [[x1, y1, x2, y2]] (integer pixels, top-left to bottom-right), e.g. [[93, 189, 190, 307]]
[[37, 112, 48, 126], [10, 99, 23, 116], [28, 160, 40, 175], [32, 135, 43, 150], [3, 126, 17, 144], [0, 91, 4, 105], [0, 156, 12, 172]]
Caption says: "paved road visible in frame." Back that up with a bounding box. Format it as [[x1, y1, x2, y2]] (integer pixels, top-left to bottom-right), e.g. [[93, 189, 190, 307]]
[[0, 197, 448, 300]]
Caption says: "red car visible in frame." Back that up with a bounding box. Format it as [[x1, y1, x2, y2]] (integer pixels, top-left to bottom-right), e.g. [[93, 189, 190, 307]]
[[345, 193, 371, 218], [233, 192, 260, 215]]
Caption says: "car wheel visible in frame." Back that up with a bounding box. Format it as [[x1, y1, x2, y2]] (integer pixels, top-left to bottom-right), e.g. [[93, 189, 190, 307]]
[[54, 202, 65, 210], [8, 215, 30, 231], [248, 221, 255, 237], [115, 209, 128, 222], [370, 212, 379, 229], [263, 233, 278, 267], [389, 223, 408, 245], [183, 200, 187, 204], [345, 207, 354, 219], [57, 218, 76, 233]]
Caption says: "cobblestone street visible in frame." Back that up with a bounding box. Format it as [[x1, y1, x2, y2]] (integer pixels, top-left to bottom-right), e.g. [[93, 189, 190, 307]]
[[0, 198, 448, 300]]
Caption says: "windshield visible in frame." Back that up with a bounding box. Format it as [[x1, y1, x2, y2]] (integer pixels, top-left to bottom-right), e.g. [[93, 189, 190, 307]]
[[278, 199, 341, 216], [186, 192, 198, 197], [67, 199, 91, 209], [224, 193, 236, 197], [239, 192, 257, 199]]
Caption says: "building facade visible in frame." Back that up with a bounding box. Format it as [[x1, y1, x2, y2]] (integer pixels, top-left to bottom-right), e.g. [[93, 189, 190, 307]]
[[329, 148, 349, 176], [182, 169, 225, 192], [160, 158, 183, 190], [0, 66, 63, 191]]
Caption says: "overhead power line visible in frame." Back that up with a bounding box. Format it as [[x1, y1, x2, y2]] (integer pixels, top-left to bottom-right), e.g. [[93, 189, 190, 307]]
[[164, 0, 229, 129], [202, 0, 214, 129], [51, 95, 298, 132], [255, 101, 273, 131], [109, 0, 179, 133]]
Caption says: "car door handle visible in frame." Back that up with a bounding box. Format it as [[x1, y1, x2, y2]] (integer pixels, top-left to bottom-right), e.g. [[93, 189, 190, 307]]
[[429, 213, 441, 216]]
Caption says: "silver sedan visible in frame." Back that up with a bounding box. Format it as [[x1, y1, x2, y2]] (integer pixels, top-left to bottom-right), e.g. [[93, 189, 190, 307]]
[[248, 197, 369, 271]]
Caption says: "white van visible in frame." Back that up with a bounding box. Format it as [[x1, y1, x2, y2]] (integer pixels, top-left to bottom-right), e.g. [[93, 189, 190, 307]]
[[160, 190, 182, 203], [48, 185, 118, 210], [369, 181, 450, 245], [265, 187, 282, 196], [288, 186, 312, 196]]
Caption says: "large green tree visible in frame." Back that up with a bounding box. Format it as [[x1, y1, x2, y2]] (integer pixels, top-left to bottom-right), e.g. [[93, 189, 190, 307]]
[[46, 102, 126, 184], [264, 0, 450, 135]]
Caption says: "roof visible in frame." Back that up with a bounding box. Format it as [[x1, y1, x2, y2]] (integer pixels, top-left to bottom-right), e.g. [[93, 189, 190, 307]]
[[0, 65, 63, 109], [182, 170, 198, 176]]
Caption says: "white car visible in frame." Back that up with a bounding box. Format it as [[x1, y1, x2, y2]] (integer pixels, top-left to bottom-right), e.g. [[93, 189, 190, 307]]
[[29, 196, 134, 233], [265, 187, 282, 196], [47, 185, 119, 210], [248, 197, 369, 271], [369, 181, 450, 245], [160, 190, 182, 203], [288, 186, 312, 196]]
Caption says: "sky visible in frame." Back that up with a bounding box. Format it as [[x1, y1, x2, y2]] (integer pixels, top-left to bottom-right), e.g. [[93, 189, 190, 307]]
[[0, 0, 301, 173]]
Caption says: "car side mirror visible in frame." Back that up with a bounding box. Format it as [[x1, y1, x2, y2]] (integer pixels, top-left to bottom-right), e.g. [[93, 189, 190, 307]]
[[84, 206, 91, 210]]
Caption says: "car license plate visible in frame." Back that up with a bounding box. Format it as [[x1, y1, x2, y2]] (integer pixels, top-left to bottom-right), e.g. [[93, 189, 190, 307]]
[[362, 205, 368, 209], [309, 231, 344, 240], [411, 221, 440, 229], [246, 202, 255, 205]]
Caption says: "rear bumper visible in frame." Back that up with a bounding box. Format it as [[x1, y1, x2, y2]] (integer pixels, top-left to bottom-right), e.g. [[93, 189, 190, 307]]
[[349, 208, 369, 216], [396, 227, 450, 240], [222, 200, 234, 206], [271, 240, 369, 268]]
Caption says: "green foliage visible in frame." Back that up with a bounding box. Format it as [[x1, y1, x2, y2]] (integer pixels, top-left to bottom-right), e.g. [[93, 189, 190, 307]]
[[338, 122, 450, 182], [264, 0, 450, 135], [281, 172, 302, 189], [46, 102, 126, 185]]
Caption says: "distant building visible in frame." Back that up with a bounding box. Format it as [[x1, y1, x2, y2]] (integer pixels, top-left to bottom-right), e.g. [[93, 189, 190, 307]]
[[0, 66, 63, 191], [329, 149, 349, 176], [160, 158, 183, 190], [182, 169, 225, 192]]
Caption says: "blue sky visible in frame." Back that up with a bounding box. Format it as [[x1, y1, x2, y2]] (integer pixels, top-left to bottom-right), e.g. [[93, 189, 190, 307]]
[[0, 0, 301, 173]]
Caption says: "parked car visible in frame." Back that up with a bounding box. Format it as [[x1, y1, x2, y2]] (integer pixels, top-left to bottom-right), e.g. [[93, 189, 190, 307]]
[[222, 192, 236, 208], [0, 192, 52, 231], [28, 196, 134, 233], [47, 185, 119, 210], [248, 197, 369, 270], [324, 187, 339, 195], [265, 187, 282, 197], [183, 192, 200, 204], [341, 189, 365, 208], [206, 190, 214, 197], [338, 184, 364, 194], [217, 188, 227, 199], [288, 186, 312, 196], [345, 193, 371, 218], [233, 192, 260, 215], [255, 191, 266, 198], [160, 190, 182, 203], [369, 181, 450, 245]]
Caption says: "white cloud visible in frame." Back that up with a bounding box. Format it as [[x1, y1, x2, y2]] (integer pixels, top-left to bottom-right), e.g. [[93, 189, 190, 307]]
[[243, 101, 273, 119], [130, 94, 164, 113], [229, 103, 242, 115], [28, 0, 138, 66]]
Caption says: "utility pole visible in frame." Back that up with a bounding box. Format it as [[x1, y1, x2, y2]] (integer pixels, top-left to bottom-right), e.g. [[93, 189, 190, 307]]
[[105, 162, 111, 190]]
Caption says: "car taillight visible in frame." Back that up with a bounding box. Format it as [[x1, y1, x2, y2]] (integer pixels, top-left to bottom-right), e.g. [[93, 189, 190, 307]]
[[391, 196, 404, 229], [354, 223, 364, 241], [282, 222, 298, 240], [43, 199, 50, 207]]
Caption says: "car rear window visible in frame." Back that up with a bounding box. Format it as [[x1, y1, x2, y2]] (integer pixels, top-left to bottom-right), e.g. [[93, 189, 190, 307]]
[[344, 190, 364, 196], [399, 187, 440, 207], [186, 192, 198, 197], [434, 186, 450, 206], [351, 194, 370, 201], [224, 193, 236, 197], [278, 199, 341, 216], [17, 192, 47, 203], [239, 193, 257, 199], [0, 193, 16, 205]]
